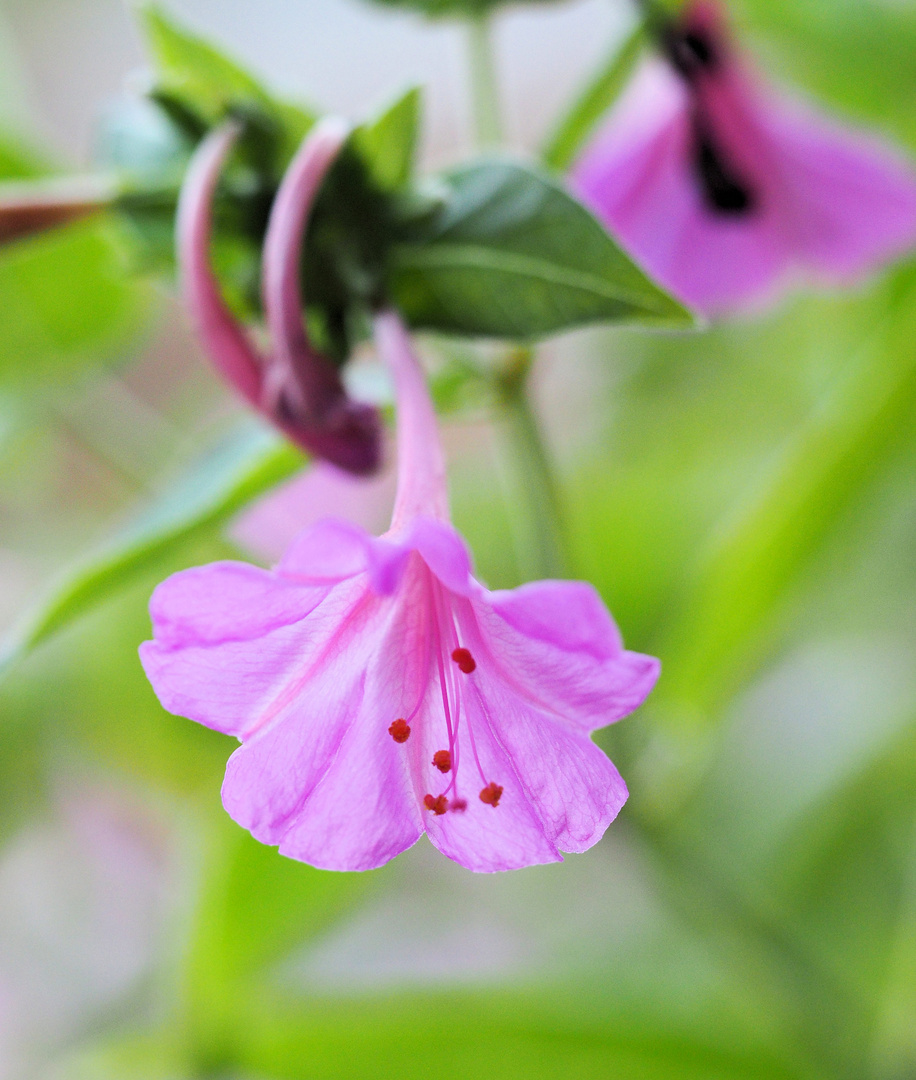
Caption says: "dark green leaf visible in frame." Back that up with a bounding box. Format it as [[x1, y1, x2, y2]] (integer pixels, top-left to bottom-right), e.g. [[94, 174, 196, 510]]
[[0, 424, 304, 673], [388, 159, 691, 339]]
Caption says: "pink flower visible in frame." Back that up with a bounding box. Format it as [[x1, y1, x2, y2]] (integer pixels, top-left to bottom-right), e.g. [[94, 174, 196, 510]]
[[571, 0, 916, 316], [140, 303, 659, 872], [178, 118, 380, 474]]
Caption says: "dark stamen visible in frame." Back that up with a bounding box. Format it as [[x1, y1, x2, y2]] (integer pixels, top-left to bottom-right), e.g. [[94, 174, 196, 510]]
[[692, 123, 756, 216], [662, 26, 720, 81]]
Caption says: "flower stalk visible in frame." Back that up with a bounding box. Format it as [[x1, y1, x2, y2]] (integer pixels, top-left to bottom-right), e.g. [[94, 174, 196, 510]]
[[494, 348, 567, 581], [466, 13, 503, 148]]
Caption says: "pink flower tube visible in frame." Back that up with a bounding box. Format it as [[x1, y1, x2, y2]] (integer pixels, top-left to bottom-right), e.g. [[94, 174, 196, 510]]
[[178, 118, 380, 474], [571, 0, 916, 316], [140, 302, 659, 872]]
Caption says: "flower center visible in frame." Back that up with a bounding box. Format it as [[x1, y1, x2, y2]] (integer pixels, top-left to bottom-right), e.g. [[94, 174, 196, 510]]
[[388, 573, 504, 818], [691, 121, 757, 216], [664, 26, 720, 81]]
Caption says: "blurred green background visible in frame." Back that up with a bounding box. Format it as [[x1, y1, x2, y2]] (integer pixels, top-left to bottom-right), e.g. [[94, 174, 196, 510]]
[[1, 0, 915, 1077]]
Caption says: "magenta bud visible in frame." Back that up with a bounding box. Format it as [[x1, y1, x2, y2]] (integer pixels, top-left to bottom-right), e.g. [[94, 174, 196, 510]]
[[176, 119, 381, 475]]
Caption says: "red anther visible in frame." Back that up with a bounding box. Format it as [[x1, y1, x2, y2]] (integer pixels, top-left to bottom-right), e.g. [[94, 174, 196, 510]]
[[388, 718, 411, 744], [432, 750, 452, 773], [424, 793, 448, 816], [479, 782, 503, 807], [451, 647, 476, 674], [450, 799, 468, 813]]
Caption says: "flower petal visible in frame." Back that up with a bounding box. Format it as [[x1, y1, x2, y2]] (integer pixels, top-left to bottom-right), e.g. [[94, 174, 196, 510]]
[[222, 576, 429, 870], [146, 561, 318, 647], [140, 565, 361, 738], [280, 514, 473, 599], [399, 517, 473, 597], [420, 689, 564, 873], [472, 579, 660, 731], [413, 600, 630, 871], [280, 518, 380, 583], [763, 101, 916, 281]]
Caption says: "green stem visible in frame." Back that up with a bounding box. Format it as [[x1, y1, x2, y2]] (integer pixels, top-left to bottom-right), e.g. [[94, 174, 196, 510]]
[[541, 23, 646, 172], [466, 14, 503, 147], [494, 348, 567, 581], [464, 13, 563, 581]]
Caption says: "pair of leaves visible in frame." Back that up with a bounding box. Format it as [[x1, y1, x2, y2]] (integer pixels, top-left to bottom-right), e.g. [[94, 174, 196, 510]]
[[141, 5, 315, 164]]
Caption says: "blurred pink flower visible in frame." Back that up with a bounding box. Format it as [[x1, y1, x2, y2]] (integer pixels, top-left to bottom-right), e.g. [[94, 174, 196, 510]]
[[179, 118, 380, 473], [141, 309, 659, 872], [229, 458, 397, 565], [571, 0, 916, 316]]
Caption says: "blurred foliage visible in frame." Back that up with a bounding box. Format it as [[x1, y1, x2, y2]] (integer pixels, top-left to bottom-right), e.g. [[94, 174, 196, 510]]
[[0, 127, 151, 396], [0, 217, 150, 392], [1, 1, 916, 1079], [361, 0, 563, 19]]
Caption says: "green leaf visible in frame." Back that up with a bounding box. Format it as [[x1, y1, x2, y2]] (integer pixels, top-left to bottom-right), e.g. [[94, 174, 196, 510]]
[[303, 96, 430, 363], [139, 5, 315, 163], [388, 159, 692, 339], [0, 424, 304, 673], [542, 25, 646, 173], [352, 87, 422, 193], [653, 266, 916, 726], [0, 216, 150, 388], [141, 5, 273, 125], [0, 128, 46, 181]]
